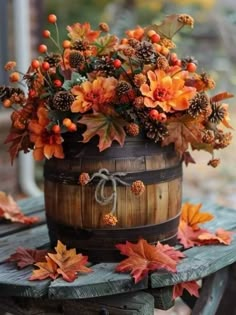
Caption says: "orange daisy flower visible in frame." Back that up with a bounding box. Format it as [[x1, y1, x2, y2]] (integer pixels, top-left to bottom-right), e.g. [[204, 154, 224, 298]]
[[140, 69, 196, 112], [71, 76, 118, 113], [28, 107, 64, 161]]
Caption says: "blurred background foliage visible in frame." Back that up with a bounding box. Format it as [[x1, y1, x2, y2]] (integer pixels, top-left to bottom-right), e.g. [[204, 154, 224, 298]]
[[41, 0, 236, 92]]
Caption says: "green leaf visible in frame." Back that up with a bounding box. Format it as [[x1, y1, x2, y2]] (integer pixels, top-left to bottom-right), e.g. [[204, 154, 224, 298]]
[[62, 72, 87, 90], [79, 112, 127, 151]]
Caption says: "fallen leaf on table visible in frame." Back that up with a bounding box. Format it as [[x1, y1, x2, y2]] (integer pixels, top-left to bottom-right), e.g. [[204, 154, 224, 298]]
[[178, 220, 208, 249], [29, 256, 58, 280], [0, 191, 39, 224], [29, 240, 92, 282], [6, 247, 48, 268], [115, 238, 182, 283], [181, 202, 214, 230], [155, 242, 185, 262], [178, 202, 214, 248], [48, 240, 92, 282], [198, 228, 233, 245], [173, 280, 200, 300]]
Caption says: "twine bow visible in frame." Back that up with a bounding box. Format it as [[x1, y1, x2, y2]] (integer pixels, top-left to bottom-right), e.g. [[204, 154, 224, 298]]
[[89, 168, 129, 213]]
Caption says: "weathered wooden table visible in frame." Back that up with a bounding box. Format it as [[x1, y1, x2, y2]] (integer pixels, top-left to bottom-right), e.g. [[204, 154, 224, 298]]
[[0, 196, 236, 315]]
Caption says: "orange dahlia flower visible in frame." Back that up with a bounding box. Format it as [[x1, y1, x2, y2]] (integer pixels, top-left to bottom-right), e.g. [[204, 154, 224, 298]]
[[71, 76, 118, 113], [28, 107, 64, 160], [140, 69, 196, 112]]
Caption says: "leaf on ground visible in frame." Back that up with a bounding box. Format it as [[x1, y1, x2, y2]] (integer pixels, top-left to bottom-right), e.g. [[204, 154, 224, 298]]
[[115, 239, 179, 283], [173, 280, 200, 300], [6, 247, 48, 269], [29, 256, 59, 281], [48, 240, 92, 282], [198, 228, 233, 245], [0, 191, 39, 224], [79, 112, 127, 152]]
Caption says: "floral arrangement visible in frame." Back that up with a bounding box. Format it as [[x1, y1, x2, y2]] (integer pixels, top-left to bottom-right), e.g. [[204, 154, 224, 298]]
[[0, 13, 233, 166]]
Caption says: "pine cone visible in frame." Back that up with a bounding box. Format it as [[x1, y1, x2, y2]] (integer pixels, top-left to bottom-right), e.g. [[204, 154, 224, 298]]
[[188, 93, 209, 117], [208, 103, 225, 123], [68, 51, 84, 68], [71, 40, 89, 51], [44, 53, 61, 67], [52, 91, 75, 111], [135, 41, 157, 64], [0, 86, 25, 101], [92, 57, 116, 76]]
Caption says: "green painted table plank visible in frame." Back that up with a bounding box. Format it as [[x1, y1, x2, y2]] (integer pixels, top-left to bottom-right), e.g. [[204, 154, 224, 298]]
[[151, 236, 236, 288], [0, 263, 50, 297], [0, 224, 49, 263], [49, 263, 148, 299], [0, 195, 45, 237]]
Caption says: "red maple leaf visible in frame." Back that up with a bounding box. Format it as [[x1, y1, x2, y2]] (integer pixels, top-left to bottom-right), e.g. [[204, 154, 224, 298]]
[[6, 247, 48, 268], [173, 280, 200, 299], [115, 239, 180, 283]]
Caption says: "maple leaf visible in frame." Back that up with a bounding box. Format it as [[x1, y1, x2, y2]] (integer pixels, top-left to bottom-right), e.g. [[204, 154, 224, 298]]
[[178, 202, 214, 248], [0, 191, 39, 224], [155, 242, 185, 263], [162, 116, 204, 156], [182, 151, 196, 166], [115, 239, 178, 283], [29, 256, 59, 281], [145, 14, 193, 40], [173, 281, 200, 300], [94, 34, 119, 55], [79, 112, 127, 152], [177, 220, 208, 249], [4, 129, 32, 164], [198, 228, 233, 245], [6, 247, 47, 269], [210, 91, 234, 103], [48, 240, 92, 282], [181, 202, 214, 230]]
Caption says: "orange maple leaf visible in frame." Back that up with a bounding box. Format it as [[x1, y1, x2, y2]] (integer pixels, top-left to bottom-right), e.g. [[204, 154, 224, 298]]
[[29, 256, 58, 281], [155, 242, 185, 262], [173, 280, 200, 300], [198, 228, 233, 245], [178, 202, 214, 248], [0, 191, 39, 224], [180, 202, 214, 230], [48, 240, 92, 282], [29, 240, 92, 282], [115, 239, 180, 283]]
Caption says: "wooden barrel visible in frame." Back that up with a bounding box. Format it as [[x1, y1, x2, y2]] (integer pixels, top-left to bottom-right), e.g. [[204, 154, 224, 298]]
[[44, 136, 182, 262]]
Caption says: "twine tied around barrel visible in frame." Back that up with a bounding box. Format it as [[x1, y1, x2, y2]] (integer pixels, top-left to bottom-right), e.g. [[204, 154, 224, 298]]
[[88, 168, 130, 214]]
